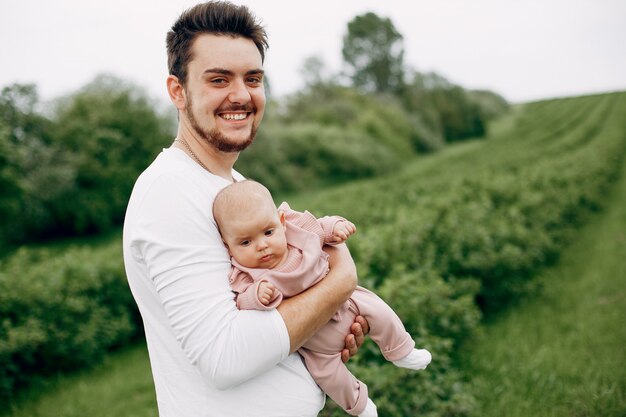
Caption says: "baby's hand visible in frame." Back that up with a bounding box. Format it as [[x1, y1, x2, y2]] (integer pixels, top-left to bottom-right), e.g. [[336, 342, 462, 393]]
[[258, 281, 276, 305], [331, 220, 357, 243]]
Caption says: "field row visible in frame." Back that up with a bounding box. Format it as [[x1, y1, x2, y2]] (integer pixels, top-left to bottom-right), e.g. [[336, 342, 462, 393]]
[[306, 92, 626, 415]]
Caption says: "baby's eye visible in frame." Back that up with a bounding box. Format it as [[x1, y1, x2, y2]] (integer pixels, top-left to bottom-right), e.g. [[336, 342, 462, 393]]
[[240, 240, 251, 246], [264, 229, 274, 236]]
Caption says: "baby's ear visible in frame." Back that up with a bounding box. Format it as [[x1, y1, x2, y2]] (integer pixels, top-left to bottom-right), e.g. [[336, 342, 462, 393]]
[[278, 210, 286, 226]]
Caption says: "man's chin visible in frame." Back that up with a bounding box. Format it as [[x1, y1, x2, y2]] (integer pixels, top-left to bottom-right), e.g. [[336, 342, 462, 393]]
[[195, 125, 256, 153], [213, 136, 255, 153]]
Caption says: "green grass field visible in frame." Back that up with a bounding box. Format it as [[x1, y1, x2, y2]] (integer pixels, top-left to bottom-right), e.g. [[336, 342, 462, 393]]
[[459, 163, 626, 416], [3, 344, 156, 417]]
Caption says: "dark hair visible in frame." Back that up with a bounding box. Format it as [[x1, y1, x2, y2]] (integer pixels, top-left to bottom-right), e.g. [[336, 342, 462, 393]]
[[166, 1, 268, 85]]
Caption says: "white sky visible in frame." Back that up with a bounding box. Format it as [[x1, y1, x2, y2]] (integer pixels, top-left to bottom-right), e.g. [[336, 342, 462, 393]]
[[1, 0, 625, 104]]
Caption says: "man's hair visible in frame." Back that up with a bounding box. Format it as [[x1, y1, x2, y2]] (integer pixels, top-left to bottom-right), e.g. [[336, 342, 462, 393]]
[[166, 1, 268, 85]]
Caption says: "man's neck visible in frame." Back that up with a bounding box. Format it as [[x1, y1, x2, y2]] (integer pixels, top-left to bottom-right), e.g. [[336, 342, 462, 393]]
[[175, 125, 239, 182]]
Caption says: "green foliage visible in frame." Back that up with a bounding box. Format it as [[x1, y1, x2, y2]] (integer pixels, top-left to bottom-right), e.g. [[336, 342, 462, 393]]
[[49, 75, 173, 234], [282, 84, 416, 156], [461, 158, 626, 417], [289, 92, 626, 415], [236, 85, 418, 192], [0, 76, 174, 247], [337, 11, 498, 147], [0, 84, 74, 244], [342, 12, 405, 94], [402, 73, 487, 142], [237, 122, 399, 192], [0, 244, 139, 404], [467, 89, 510, 121]]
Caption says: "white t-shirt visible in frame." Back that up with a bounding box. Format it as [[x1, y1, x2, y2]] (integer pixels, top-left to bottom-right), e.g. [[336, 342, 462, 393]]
[[123, 147, 325, 417]]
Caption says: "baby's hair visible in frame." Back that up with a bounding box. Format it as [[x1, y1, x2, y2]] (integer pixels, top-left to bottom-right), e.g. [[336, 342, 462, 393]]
[[213, 180, 274, 232]]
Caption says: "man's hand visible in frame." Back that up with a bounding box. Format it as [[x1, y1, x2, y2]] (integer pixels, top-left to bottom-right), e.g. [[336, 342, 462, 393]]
[[341, 315, 370, 363], [257, 281, 276, 305], [330, 220, 357, 244]]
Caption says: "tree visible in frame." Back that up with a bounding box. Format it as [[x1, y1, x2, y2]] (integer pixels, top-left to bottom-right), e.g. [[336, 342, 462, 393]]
[[0, 84, 74, 244], [300, 55, 333, 89], [342, 12, 405, 94], [0, 75, 176, 246], [402, 72, 488, 143], [49, 74, 174, 234]]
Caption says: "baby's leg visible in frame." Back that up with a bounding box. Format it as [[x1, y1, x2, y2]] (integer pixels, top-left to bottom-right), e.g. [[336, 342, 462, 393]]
[[351, 286, 417, 362], [298, 348, 371, 416]]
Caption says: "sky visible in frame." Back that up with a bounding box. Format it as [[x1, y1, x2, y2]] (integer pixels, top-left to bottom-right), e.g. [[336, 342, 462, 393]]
[[1, 0, 625, 105]]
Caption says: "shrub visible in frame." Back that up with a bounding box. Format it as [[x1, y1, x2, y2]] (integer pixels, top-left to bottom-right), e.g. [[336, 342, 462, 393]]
[[0, 244, 138, 403], [236, 123, 399, 193]]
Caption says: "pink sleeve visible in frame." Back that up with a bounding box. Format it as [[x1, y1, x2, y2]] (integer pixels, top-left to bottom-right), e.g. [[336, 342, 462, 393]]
[[318, 216, 347, 245], [230, 268, 283, 311], [278, 201, 345, 246]]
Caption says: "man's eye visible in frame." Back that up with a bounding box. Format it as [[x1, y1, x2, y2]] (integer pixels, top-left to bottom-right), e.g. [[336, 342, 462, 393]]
[[247, 77, 262, 85], [211, 78, 227, 85]]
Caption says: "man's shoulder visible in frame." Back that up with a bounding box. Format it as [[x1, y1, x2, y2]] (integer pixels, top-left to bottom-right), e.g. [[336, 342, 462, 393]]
[[136, 149, 190, 183], [133, 149, 223, 197]]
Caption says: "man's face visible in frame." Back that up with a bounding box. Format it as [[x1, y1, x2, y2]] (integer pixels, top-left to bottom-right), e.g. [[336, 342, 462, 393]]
[[182, 34, 265, 153]]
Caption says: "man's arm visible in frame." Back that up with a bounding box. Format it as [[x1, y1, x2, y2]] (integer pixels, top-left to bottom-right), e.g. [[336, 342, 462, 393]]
[[128, 173, 293, 390], [277, 243, 357, 353]]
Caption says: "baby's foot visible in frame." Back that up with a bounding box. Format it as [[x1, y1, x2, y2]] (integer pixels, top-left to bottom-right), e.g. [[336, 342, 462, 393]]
[[392, 348, 432, 370], [358, 398, 378, 417]]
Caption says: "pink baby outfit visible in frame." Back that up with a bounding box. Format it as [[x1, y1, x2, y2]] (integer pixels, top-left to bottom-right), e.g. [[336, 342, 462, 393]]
[[228, 203, 415, 416]]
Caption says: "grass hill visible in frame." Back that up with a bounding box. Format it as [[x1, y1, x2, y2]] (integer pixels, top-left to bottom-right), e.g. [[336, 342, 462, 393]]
[[459, 139, 626, 417]]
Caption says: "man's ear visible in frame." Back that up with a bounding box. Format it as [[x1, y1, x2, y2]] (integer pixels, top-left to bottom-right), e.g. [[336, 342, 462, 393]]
[[166, 75, 186, 111]]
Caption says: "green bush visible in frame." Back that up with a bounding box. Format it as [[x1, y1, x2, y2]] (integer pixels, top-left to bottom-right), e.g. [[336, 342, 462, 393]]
[[0, 77, 173, 247], [282, 83, 420, 156], [236, 122, 399, 193], [0, 244, 138, 403]]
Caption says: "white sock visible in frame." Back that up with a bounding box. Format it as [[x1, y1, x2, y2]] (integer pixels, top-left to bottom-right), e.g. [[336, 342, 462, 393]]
[[358, 398, 378, 417], [392, 348, 432, 370]]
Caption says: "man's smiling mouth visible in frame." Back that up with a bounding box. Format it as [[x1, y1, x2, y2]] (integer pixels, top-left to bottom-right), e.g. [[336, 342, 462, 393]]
[[220, 112, 249, 120]]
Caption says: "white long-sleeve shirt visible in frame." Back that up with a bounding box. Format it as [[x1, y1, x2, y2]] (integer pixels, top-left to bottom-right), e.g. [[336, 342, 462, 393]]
[[123, 147, 324, 417]]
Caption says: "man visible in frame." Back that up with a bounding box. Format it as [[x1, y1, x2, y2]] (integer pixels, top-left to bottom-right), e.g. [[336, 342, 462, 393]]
[[123, 2, 367, 416]]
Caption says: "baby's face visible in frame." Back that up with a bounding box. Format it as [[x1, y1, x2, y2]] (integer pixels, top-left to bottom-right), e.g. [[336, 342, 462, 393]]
[[221, 204, 288, 269]]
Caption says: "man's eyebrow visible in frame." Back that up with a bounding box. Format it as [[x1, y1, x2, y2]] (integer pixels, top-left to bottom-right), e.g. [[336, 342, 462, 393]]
[[203, 68, 264, 76]]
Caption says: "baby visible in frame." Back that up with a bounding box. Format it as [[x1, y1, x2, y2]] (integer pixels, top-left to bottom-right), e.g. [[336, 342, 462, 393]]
[[213, 180, 431, 417]]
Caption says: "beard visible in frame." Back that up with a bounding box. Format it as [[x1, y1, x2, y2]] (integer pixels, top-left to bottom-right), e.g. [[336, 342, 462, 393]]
[[185, 94, 258, 153]]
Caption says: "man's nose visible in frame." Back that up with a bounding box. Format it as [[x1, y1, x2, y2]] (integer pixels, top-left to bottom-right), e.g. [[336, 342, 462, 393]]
[[228, 78, 251, 104]]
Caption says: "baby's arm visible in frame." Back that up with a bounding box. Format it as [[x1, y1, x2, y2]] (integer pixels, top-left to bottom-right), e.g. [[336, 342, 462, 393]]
[[258, 281, 277, 305], [230, 269, 283, 310], [319, 216, 357, 245], [330, 220, 357, 243]]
